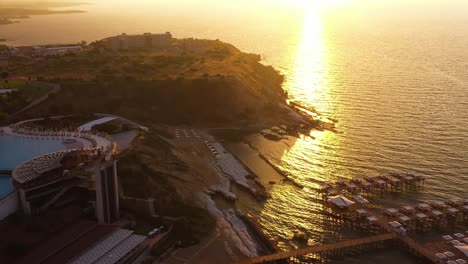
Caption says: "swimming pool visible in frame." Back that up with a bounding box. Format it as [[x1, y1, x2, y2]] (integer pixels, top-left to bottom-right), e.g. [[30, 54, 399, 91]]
[[0, 135, 66, 198], [0, 174, 14, 198], [0, 135, 66, 170]]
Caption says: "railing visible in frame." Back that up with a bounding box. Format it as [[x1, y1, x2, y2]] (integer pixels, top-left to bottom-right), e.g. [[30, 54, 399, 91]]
[[0, 190, 19, 221], [0, 169, 13, 174]]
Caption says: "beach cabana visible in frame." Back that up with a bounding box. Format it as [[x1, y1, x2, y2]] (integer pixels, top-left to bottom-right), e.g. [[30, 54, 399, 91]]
[[448, 198, 463, 206], [328, 195, 355, 209], [447, 208, 460, 214], [356, 209, 367, 216], [345, 182, 358, 193], [374, 179, 386, 188], [435, 253, 447, 261], [386, 176, 401, 186], [455, 259, 467, 264], [389, 221, 402, 228], [431, 210, 444, 217], [403, 174, 414, 180], [353, 195, 369, 205], [359, 181, 372, 190], [417, 203, 431, 211], [416, 213, 428, 220], [430, 200, 445, 208], [455, 245, 468, 257], [350, 177, 362, 184], [444, 251, 456, 258], [449, 240, 463, 246], [401, 205, 415, 214], [443, 235, 454, 241], [384, 208, 398, 217], [399, 215, 411, 223]]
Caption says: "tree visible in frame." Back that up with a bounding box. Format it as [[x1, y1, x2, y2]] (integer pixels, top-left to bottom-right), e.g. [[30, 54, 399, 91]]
[[0, 111, 8, 122], [48, 104, 59, 114], [0, 71, 7, 80], [1, 71, 8, 87], [6, 241, 28, 257], [63, 103, 74, 113]]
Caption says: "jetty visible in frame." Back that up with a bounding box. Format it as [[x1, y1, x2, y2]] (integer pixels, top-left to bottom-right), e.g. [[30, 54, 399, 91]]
[[236, 193, 468, 264], [236, 233, 397, 264], [318, 172, 426, 199]]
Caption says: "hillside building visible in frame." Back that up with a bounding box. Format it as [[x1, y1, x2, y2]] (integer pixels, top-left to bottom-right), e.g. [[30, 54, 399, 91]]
[[105, 32, 173, 51]]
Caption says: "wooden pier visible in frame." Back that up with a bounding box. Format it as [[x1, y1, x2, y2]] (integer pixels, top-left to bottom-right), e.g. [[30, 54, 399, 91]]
[[235, 231, 440, 264], [235, 233, 397, 264], [234, 171, 465, 264], [235, 200, 456, 264]]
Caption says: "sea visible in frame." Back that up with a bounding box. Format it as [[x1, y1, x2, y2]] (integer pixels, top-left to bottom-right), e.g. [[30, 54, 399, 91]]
[[2, 1, 468, 262]]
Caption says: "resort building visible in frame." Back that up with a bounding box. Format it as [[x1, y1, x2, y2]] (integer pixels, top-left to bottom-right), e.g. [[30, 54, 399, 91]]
[[12, 147, 120, 224], [95, 160, 120, 223], [0, 115, 149, 263], [15, 220, 147, 264], [44, 45, 83, 56], [105, 32, 173, 51], [0, 114, 146, 224]]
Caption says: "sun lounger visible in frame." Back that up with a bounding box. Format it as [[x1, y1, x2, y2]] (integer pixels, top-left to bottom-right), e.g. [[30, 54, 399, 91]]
[[443, 235, 454, 241], [443, 252, 455, 258], [435, 253, 447, 260]]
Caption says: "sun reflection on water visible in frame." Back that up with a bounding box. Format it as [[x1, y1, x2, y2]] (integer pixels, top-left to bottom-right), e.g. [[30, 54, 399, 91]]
[[281, 5, 337, 176], [256, 6, 342, 246], [287, 5, 332, 112]]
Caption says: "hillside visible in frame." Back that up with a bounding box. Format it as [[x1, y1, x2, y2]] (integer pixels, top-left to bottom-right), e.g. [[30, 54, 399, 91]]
[[11, 38, 313, 128]]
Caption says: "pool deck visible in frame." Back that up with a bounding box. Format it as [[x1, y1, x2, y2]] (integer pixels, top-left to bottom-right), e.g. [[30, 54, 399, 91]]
[[0, 126, 113, 151]]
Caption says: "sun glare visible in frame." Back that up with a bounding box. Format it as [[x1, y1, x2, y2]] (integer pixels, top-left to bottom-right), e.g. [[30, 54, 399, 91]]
[[275, 0, 351, 9]]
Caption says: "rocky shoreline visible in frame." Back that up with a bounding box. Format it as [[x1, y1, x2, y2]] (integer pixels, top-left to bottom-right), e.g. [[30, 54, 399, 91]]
[[3, 34, 335, 262]]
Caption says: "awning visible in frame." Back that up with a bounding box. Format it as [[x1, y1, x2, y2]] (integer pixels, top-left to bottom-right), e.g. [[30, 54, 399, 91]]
[[455, 245, 468, 257], [328, 195, 355, 208], [388, 221, 402, 228]]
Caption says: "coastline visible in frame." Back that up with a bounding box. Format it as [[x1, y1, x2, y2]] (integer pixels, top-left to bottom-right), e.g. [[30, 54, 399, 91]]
[[1, 35, 327, 262], [0, 8, 85, 26]]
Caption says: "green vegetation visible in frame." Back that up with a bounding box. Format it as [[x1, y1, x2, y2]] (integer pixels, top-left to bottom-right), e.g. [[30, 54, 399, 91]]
[[0, 80, 51, 117], [5, 241, 28, 257], [91, 120, 131, 134], [18, 77, 287, 127], [118, 130, 215, 243], [10, 38, 290, 127], [118, 130, 187, 200], [19, 115, 94, 130], [2, 80, 50, 98]]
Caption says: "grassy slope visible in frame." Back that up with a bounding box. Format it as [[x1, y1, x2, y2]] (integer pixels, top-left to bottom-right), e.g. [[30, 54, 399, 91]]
[[13, 39, 290, 127], [0, 80, 50, 116], [2, 80, 50, 99], [118, 129, 215, 240], [12, 39, 284, 97]]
